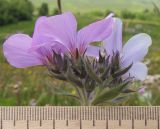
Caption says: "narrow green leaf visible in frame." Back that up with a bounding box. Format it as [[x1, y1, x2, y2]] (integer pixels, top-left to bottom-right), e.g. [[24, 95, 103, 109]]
[[122, 88, 136, 93], [49, 71, 66, 80], [111, 95, 131, 104], [91, 82, 129, 105]]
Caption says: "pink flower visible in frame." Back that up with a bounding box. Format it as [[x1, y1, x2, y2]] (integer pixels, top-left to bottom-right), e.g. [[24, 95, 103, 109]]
[[90, 18, 152, 81], [3, 12, 113, 68], [138, 87, 146, 94], [105, 18, 152, 81]]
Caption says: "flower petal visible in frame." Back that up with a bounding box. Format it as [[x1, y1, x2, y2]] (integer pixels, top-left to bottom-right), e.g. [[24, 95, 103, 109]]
[[3, 34, 42, 68], [36, 41, 68, 56], [138, 87, 146, 94], [122, 33, 152, 65], [86, 45, 100, 57], [104, 18, 122, 56], [36, 12, 77, 51], [32, 16, 47, 46], [127, 62, 148, 81], [77, 14, 113, 53]]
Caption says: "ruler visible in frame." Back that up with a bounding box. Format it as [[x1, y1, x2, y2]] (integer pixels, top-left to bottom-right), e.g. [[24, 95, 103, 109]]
[[0, 106, 159, 129]]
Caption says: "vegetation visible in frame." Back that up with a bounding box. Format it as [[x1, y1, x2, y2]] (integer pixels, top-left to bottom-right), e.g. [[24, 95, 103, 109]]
[[0, 1, 160, 106], [39, 3, 49, 16], [29, 0, 160, 13], [0, 0, 33, 25]]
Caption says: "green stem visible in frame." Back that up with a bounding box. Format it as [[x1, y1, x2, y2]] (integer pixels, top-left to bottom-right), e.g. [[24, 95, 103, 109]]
[[81, 87, 88, 106], [71, 84, 91, 106]]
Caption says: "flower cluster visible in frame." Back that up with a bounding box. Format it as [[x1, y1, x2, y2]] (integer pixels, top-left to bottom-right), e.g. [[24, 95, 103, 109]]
[[3, 12, 152, 105]]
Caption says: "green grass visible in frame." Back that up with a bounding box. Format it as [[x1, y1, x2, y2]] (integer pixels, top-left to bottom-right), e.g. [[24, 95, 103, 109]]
[[30, 0, 160, 13], [0, 11, 160, 106]]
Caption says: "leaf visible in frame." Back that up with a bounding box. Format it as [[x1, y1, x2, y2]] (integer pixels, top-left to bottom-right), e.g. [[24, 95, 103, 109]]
[[56, 92, 80, 100], [122, 88, 136, 93], [49, 85, 80, 100], [49, 71, 66, 80], [91, 82, 129, 105], [111, 95, 131, 104]]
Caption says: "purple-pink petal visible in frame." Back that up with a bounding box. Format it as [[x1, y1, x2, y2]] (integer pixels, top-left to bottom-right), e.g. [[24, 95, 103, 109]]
[[104, 18, 122, 56], [77, 14, 113, 54], [122, 33, 152, 66], [122, 62, 148, 81], [138, 87, 146, 94], [3, 34, 42, 68], [32, 16, 47, 46], [35, 12, 77, 53], [85, 45, 100, 57]]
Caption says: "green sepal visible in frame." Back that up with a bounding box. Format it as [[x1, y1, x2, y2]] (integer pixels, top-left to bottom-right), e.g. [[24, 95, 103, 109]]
[[84, 58, 102, 84], [66, 65, 83, 87], [112, 63, 133, 78]]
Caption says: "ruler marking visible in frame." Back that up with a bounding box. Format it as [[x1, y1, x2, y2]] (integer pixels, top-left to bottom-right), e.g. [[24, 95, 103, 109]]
[[119, 119, 121, 126], [145, 118, 147, 126], [118, 107, 121, 126], [43, 107, 45, 120], [156, 106, 157, 120], [132, 118, 134, 129], [121, 107, 123, 120], [14, 107, 16, 126], [124, 107, 126, 120], [80, 119, 82, 129], [100, 107, 102, 120], [0, 120, 2, 129], [139, 107, 141, 120], [109, 107, 111, 120], [114, 107, 115, 120], [63, 107, 66, 119], [3, 107, 6, 120], [147, 107, 149, 120], [47, 106, 49, 120], [158, 116, 159, 129], [106, 119, 108, 129], [0, 107, 160, 129], [132, 106, 134, 129], [118, 107, 119, 120], [40, 119, 42, 126], [112, 107, 113, 120], [27, 120, 29, 129], [66, 119, 68, 126], [35, 107, 37, 121], [155, 106, 157, 120], [93, 119, 95, 126], [150, 107, 152, 120], [158, 106, 160, 129], [53, 119, 55, 129]]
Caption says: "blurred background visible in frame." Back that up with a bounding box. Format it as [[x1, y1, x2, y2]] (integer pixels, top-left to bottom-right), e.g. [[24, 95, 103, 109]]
[[0, 0, 160, 106]]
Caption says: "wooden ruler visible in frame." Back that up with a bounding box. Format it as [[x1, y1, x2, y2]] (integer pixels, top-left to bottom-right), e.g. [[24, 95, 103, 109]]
[[0, 106, 159, 129]]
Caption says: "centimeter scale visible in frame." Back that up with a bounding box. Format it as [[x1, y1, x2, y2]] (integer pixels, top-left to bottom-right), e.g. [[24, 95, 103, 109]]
[[0, 106, 159, 129]]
